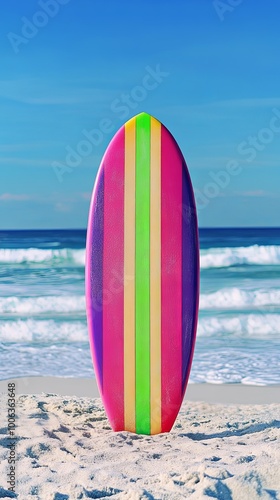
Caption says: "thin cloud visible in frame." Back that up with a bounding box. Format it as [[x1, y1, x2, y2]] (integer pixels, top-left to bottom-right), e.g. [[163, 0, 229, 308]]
[[80, 192, 91, 201], [0, 157, 53, 167], [164, 98, 280, 120], [0, 154, 101, 169], [0, 142, 63, 153], [55, 202, 72, 213], [0, 193, 31, 202], [233, 190, 279, 198], [0, 79, 115, 106], [208, 98, 280, 109], [0, 191, 94, 205]]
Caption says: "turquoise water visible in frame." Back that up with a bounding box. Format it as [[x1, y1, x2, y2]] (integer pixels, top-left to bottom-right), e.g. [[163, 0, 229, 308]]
[[0, 228, 279, 385]]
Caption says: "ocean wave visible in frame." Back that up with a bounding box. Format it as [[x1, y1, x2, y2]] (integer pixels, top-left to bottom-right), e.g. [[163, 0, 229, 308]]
[[0, 248, 85, 266], [0, 319, 87, 343], [1, 314, 274, 344], [200, 287, 280, 309], [198, 314, 280, 337], [0, 296, 85, 315], [2, 244, 280, 269], [201, 244, 280, 268]]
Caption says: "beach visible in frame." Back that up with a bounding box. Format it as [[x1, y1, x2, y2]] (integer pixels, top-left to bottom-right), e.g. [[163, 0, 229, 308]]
[[0, 378, 279, 499], [2, 0, 280, 496]]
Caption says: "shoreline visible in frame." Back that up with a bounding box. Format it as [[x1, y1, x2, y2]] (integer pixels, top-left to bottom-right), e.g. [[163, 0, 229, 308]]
[[0, 376, 279, 404]]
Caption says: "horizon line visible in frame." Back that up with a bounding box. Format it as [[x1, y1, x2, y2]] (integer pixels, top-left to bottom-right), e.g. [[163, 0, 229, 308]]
[[1, 226, 280, 232]]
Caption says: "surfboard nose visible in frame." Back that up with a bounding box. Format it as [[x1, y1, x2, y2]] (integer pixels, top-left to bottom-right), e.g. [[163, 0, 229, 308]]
[[129, 112, 160, 127], [135, 111, 150, 118]]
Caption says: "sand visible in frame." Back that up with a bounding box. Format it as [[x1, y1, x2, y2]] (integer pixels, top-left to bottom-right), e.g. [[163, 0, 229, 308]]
[[0, 378, 279, 499]]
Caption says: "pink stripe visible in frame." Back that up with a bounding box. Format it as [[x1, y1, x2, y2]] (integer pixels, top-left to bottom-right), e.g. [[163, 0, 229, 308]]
[[103, 126, 125, 431], [161, 125, 182, 432]]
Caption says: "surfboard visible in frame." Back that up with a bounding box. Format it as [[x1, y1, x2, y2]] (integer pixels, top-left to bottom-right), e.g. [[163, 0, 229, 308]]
[[86, 112, 199, 435]]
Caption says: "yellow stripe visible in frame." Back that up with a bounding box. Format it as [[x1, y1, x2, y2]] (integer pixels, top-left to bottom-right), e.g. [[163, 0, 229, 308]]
[[124, 118, 136, 432], [150, 117, 162, 434]]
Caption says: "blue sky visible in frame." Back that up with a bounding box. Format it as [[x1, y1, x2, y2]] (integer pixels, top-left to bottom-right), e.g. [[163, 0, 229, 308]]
[[0, 0, 280, 229]]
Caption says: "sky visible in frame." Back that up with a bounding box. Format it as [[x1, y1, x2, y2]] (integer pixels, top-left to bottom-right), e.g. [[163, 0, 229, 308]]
[[0, 0, 280, 229]]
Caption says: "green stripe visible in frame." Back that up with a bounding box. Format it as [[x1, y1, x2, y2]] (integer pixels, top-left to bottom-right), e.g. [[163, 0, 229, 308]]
[[135, 113, 151, 434]]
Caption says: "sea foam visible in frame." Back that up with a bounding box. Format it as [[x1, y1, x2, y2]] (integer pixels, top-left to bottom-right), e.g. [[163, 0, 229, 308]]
[[0, 295, 85, 315], [0, 248, 85, 266], [0, 319, 87, 343], [200, 244, 280, 268], [200, 287, 280, 309], [2, 244, 280, 269], [198, 313, 280, 337]]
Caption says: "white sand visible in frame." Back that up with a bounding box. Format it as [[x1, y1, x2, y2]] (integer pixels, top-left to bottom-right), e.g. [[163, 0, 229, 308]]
[[0, 379, 279, 499]]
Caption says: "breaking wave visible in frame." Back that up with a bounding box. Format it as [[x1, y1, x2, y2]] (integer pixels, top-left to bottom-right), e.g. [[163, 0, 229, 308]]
[[198, 314, 280, 337], [0, 319, 87, 343], [0, 295, 85, 315], [200, 245, 280, 268], [200, 287, 280, 309], [0, 248, 85, 266]]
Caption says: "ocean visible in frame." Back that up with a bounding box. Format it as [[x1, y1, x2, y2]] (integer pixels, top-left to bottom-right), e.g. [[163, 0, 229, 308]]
[[0, 228, 279, 385]]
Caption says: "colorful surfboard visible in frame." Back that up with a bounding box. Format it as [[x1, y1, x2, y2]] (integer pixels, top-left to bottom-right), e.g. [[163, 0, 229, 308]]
[[86, 112, 199, 435]]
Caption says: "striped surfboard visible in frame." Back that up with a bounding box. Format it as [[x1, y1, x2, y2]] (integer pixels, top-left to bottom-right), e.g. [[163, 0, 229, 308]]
[[86, 112, 199, 435]]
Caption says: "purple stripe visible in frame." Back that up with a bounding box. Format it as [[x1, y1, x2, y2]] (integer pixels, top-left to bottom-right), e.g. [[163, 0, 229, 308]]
[[88, 170, 104, 391], [182, 160, 200, 395]]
